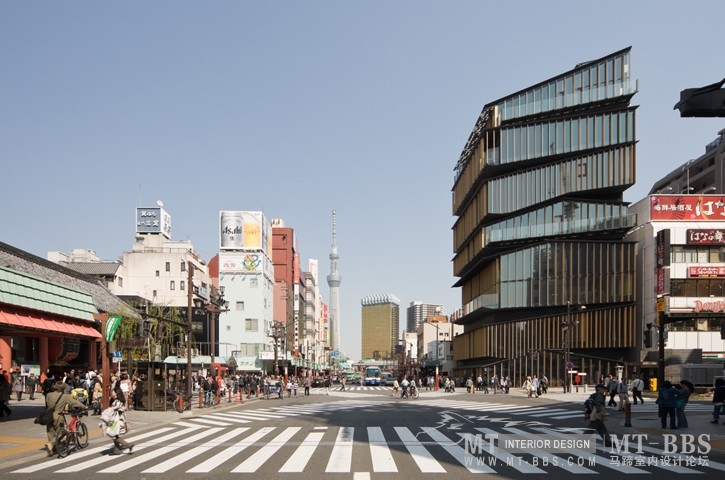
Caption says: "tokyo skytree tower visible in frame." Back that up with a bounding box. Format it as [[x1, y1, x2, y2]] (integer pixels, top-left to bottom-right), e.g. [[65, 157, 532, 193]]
[[326, 210, 342, 352]]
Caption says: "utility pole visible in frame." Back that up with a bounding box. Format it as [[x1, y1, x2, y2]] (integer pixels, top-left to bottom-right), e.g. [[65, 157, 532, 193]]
[[186, 262, 193, 399], [267, 322, 285, 377]]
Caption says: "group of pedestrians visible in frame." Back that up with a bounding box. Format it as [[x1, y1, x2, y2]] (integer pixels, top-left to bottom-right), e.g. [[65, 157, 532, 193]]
[[521, 375, 549, 398], [41, 373, 134, 457]]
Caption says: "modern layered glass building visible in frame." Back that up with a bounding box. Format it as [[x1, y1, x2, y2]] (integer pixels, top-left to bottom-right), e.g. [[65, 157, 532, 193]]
[[450, 48, 639, 388]]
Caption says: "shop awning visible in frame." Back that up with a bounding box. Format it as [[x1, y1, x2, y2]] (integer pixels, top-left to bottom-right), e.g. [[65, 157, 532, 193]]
[[163, 355, 213, 365], [232, 356, 262, 371], [0, 308, 101, 339]]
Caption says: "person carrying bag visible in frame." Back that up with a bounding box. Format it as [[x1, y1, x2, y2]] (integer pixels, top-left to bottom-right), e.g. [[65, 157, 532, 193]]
[[99, 383, 134, 455]]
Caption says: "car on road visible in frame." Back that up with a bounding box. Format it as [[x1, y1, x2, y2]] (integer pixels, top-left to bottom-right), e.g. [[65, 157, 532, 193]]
[[311, 377, 325, 388], [381, 372, 394, 386]]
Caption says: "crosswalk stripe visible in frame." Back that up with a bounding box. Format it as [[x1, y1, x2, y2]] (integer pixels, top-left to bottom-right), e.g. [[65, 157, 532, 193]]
[[531, 426, 647, 473], [143, 427, 249, 473], [204, 413, 251, 424], [187, 426, 275, 473], [13, 427, 176, 474], [422, 426, 496, 473], [498, 427, 597, 473], [368, 426, 397, 472], [528, 409, 571, 417], [187, 417, 230, 426], [326, 426, 354, 472], [394, 426, 446, 473], [279, 431, 325, 472], [460, 428, 545, 474], [98, 427, 224, 473], [232, 427, 301, 472]]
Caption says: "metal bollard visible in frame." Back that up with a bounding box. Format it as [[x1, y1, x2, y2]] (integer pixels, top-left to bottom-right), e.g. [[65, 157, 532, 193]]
[[624, 401, 632, 427]]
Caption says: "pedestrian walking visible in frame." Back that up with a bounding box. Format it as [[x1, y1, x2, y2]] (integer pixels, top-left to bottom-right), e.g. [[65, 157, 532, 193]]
[[26, 373, 38, 400], [585, 384, 612, 446], [12, 376, 24, 401], [656, 380, 679, 429], [675, 379, 693, 428], [710, 378, 725, 424], [523, 376, 533, 398], [606, 375, 618, 407], [631, 375, 645, 405], [465, 377, 474, 394], [617, 378, 630, 411], [44, 380, 86, 456], [304, 377, 311, 397], [100, 383, 134, 455], [0, 375, 11, 418]]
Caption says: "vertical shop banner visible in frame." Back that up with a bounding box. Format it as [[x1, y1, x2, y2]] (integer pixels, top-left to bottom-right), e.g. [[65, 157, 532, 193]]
[[105, 315, 123, 342]]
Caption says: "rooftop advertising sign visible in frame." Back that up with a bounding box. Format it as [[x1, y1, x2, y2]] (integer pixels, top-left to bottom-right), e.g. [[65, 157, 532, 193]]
[[650, 195, 725, 221], [219, 211, 269, 251], [136, 207, 171, 238]]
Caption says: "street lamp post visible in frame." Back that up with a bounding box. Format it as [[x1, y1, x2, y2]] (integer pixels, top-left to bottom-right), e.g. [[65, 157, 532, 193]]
[[267, 323, 285, 377], [563, 301, 585, 393], [205, 285, 228, 370], [434, 323, 440, 391], [186, 262, 194, 400]]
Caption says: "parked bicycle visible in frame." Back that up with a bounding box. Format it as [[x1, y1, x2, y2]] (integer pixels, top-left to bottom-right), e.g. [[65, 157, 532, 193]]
[[55, 406, 89, 458], [173, 390, 193, 413]]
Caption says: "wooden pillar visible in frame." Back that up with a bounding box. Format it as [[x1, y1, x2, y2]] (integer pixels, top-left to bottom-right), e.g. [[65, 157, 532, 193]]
[[88, 337, 98, 372], [94, 313, 110, 410], [39, 337, 49, 381]]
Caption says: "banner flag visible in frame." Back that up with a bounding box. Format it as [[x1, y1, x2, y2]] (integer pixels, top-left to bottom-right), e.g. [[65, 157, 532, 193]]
[[105, 315, 123, 343]]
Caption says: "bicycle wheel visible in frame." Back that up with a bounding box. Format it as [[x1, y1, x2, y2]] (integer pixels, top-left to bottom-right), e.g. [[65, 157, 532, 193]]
[[55, 427, 71, 458], [76, 421, 89, 448], [412, 390, 419, 400]]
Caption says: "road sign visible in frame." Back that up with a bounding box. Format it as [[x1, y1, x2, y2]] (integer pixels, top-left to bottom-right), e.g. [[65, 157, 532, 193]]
[[656, 296, 666, 313], [114, 350, 123, 358], [566, 361, 574, 369]]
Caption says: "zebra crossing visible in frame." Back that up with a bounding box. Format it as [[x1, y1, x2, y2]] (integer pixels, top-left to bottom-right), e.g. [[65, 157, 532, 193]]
[[176, 397, 719, 426], [414, 398, 716, 421], [10, 421, 725, 475], [312, 385, 391, 392]]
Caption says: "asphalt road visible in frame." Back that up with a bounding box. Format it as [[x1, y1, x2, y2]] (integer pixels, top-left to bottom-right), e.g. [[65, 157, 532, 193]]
[[1, 387, 724, 479]]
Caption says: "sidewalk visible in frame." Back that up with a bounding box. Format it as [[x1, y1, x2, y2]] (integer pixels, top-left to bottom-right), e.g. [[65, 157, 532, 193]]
[[0, 392, 258, 463]]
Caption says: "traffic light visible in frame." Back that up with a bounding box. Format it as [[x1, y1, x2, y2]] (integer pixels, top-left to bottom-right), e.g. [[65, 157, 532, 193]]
[[644, 329, 652, 348]]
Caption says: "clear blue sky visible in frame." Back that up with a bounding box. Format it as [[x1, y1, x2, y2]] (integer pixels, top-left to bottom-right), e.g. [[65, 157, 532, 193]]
[[2, 2, 723, 361]]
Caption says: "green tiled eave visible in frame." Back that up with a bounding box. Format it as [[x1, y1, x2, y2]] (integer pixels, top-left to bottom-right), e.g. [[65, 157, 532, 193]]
[[0, 265, 97, 321]]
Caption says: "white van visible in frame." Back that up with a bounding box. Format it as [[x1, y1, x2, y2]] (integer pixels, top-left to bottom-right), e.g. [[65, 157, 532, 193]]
[[381, 372, 394, 386]]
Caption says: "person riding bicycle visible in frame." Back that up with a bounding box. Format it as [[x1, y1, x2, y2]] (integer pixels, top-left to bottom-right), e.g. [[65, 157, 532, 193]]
[[44, 380, 87, 456], [392, 378, 399, 397], [400, 377, 410, 399]]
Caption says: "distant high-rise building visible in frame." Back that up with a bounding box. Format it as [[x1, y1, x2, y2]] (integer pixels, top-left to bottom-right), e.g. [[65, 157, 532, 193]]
[[406, 301, 445, 333], [326, 210, 342, 353], [361, 294, 400, 360]]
